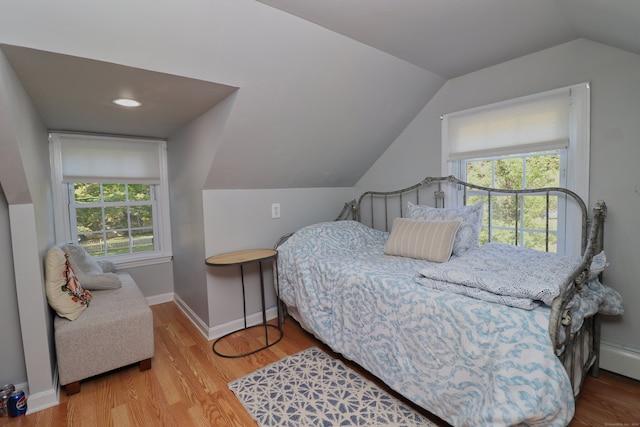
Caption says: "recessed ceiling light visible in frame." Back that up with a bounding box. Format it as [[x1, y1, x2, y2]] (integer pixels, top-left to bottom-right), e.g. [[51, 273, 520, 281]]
[[113, 98, 141, 107]]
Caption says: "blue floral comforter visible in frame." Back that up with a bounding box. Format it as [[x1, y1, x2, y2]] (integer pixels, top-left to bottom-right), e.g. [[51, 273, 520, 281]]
[[277, 220, 621, 427]]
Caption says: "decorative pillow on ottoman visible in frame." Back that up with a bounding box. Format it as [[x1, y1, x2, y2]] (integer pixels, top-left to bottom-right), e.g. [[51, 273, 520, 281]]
[[44, 246, 93, 321], [59, 242, 121, 290]]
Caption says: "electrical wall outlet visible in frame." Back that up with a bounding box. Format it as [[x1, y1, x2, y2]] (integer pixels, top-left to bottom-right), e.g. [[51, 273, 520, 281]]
[[271, 203, 281, 218]]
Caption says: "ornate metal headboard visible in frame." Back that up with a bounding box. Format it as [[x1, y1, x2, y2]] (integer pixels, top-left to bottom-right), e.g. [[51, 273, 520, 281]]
[[340, 175, 599, 256]]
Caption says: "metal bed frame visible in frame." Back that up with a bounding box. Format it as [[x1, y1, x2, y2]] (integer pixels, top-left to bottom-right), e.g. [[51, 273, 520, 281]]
[[333, 175, 607, 394]]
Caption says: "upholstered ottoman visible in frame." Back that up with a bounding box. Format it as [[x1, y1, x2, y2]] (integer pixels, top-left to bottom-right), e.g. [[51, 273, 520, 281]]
[[54, 273, 154, 394]]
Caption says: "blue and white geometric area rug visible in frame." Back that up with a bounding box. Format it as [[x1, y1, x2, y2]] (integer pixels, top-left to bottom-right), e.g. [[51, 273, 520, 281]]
[[228, 347, 436, 426]]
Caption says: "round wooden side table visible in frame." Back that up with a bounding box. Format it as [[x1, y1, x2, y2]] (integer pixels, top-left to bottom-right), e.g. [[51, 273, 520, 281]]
[[205, 248, 282, 358]]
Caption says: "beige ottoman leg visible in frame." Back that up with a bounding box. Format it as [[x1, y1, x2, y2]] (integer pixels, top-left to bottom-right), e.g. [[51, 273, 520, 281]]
[[140, 358, 152, 371], [65, 381, 81, 395]]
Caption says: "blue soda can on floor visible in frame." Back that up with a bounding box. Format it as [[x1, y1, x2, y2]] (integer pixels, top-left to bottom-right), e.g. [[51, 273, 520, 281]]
[[7, 390, 27, 417]]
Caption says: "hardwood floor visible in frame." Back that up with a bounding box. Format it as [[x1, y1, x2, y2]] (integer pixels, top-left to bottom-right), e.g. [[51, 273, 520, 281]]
[[2, 302, 639, 426]]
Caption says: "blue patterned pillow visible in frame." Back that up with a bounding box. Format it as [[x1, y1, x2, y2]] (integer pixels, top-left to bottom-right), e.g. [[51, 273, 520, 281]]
[[406, 201, 484, 256]]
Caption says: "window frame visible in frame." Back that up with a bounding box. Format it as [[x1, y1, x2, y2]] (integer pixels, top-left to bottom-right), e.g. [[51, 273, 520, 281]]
[[441, 83, 590, 256], [50, 133, 173, 268]]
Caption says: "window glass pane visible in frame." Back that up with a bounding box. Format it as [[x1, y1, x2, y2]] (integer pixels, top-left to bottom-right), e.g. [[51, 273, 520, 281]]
[[71, 182, 157, 258], [129, 184, 151, 201], [462, 153, 561, 252], [492, 228, 518, 246], [132, 229, 154, 253], [494, 157, 523, 189], [466, 160, 493, 187], [492, 194, 517, 229], [130, 205, 153, 228], [478, 228, 489, 246], [74, 183, 101, 204], [524, 231, 557, 252], [104, 206, 128, 230], [106, 230, 129, 256], [525, 153, 560, 188], [523, 196, 557, 232], [490, 194, 518, 246], [103, 184, 127, 202], [76, 207, 103, 233], [78, 232, 105, 256]]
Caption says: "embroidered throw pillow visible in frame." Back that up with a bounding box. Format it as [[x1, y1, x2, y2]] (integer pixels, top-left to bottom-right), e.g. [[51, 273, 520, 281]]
[[384, 218, 462, 262], [44, 246, 93, 321], [406, 201, 484, 256]]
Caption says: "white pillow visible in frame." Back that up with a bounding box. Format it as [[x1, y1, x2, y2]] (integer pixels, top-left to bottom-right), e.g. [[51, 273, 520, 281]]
[[97, 259, 117, 273], [60, 242, 121, 290], [406, 201, 484, 256], [60, 242, 102, 273], [384, 218, 461, 262]]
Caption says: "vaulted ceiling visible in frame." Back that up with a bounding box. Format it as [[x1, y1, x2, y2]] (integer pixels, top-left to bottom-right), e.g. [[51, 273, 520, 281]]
[[1, 0, 639, 189], [0, 44, 237, 139], [258, 0, 640, 79], [3, 1, 639, 140]]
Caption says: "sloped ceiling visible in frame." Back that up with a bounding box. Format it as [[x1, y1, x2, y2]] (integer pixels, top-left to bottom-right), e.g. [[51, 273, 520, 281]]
[[0, 44, 237, 139], [1, 0, 639, 189], [257, 0, 640, 79]]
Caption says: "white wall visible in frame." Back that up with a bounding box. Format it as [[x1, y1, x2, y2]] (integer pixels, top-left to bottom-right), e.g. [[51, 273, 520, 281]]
[[0, 50, 58, 410], [122, 262, 174, 300], [1, 0, 429, 399], [0, 187, 26, 386], [203, 187, 353, 333], [166, 80, 356, 335], [0, 0, 444, 192], [357, 39, 640, 378], [0, 0, 444, 360], [168, 84, 356, 335], [167, 91, 239, 325]]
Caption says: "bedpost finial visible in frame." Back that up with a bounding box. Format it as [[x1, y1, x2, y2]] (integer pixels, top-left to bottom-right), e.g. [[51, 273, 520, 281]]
[[594, 200, 607, 218]]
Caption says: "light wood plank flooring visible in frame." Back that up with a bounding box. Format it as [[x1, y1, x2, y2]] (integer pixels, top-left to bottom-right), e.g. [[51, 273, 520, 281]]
[[2, 302, 639, 426]]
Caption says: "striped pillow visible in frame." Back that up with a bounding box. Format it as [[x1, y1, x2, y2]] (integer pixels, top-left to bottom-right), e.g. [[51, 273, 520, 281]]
[[384, 218, 462, 262]]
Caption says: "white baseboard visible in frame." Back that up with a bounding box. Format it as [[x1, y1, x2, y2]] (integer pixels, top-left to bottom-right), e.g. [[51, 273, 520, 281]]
[[173, 294, 278, 342], [146, 292, 174, 306], [173, 294, 212, 339], [209, 307, 279, 341], [26, 387, 59, 414], [600, 341, 640, 381], [24, 370, 59, 415]]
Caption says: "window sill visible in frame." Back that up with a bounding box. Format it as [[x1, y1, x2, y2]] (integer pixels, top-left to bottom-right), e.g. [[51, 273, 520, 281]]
[[108, 254, 173, 269]]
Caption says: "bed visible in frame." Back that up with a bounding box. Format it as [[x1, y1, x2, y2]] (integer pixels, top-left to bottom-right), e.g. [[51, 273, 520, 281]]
[[275, 176, 623, 427]]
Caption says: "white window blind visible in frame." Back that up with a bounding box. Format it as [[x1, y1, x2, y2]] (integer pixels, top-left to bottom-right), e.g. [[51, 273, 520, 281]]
[[55, 133, 162, 184], [444, 88, 570, 161]]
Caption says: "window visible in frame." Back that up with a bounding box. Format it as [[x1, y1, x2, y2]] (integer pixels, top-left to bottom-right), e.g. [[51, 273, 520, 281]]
[[442, 83, 590, 255], [50, 133, 172, 267], [463, 150, 564, 252], [71, 183, 156, 256]]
